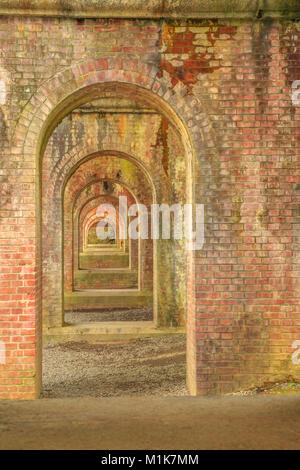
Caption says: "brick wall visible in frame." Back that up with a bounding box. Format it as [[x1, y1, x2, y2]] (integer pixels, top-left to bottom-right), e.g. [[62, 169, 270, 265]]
[[0, 12, 299, 398]]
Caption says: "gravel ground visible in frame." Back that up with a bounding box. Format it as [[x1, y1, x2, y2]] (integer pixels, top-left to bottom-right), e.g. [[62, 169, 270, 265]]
[[42, 334, 187, 398], [42, 328, 297, 399], [64, 307, 153, 324]]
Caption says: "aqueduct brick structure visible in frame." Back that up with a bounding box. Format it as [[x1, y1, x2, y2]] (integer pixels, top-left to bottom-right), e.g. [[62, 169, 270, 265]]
[[0, 1, 300, 398]]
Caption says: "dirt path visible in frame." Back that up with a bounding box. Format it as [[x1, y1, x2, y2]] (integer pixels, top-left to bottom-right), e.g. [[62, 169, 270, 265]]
[[1, 396, 299, 449], [42, 334, 187, 398]]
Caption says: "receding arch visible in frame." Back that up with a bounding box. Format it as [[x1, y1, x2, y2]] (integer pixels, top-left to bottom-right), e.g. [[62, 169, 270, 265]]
[[75, 185, 137, 258], [65, 151, 157, 208], [62, 152, 155, 302]]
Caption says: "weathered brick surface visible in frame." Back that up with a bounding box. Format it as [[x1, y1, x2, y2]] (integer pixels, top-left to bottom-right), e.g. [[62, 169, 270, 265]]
[[0, 12, 299, 398], [42, 109, 186, 327]]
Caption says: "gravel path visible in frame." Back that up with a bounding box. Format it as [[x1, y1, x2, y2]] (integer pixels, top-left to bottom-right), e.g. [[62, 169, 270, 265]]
[[42, 334, 187, 398], [64, 307, 153, 324]]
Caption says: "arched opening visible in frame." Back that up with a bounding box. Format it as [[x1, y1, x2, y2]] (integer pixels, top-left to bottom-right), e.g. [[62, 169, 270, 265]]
[[35, 78, 197, 397], [61, 153, 154, 324]]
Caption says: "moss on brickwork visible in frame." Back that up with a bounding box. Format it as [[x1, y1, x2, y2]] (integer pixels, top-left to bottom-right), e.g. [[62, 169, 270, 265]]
[[0, 6, 299, 399]]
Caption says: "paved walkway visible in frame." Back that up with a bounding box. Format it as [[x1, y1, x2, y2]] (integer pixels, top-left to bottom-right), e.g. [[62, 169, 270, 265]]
[[0, 395, 299, 449]]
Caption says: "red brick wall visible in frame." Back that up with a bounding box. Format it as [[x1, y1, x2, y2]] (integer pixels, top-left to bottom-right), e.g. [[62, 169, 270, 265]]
[[0, 15, 299, 398]]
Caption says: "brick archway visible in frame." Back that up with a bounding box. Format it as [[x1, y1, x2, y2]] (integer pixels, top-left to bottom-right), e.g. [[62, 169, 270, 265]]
[[62, 153, 154, 320], [0, 6, 298, 403], [9, 59, 215, 398]]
